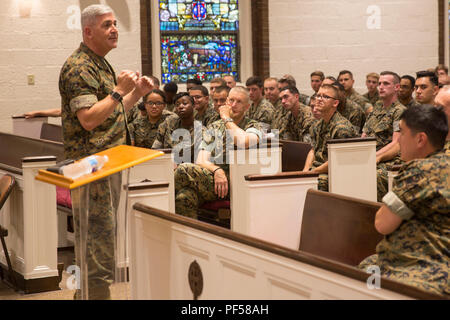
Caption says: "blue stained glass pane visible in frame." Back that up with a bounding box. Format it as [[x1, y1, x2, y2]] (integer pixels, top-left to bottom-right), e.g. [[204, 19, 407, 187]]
[[160, 34, 238, 83]]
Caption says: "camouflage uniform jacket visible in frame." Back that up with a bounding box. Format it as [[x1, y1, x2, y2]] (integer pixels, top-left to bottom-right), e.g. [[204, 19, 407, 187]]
[[403, 98, 421, 109], [348, 88, 373, 113], [339, 99, 366, 133], [299, 93, 310, 106], [363, 90, 380, 106], [59, 42, 130, 160], [152, 115, 204, 163], [274, 104, 315, 142], [368, 151, 450, 295], [310, 111, 357, 167], [246, 98, 275, 130], [165, 103, 175, 112], [129, 110, 174, 148], [362, 100, 406, 151], [200, 117, 263, 175], [194, 106, 220, 128], [445, 140, 450, 154]]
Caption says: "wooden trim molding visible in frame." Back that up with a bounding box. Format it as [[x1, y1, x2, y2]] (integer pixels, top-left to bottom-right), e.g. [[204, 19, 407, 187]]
[[251, 0, 270, 79], [140, 0, 152, 76], [439, 0, 445, 64]]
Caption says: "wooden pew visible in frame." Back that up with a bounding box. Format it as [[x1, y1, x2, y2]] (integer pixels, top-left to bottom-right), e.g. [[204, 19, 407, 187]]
[[237, 172, 318, 250], [280, 139, 312, 172], [12, 115, 48, 140], [128, 201, 442, 300], [300, 189, 383, 266], [327, 137, 377, 202], [0, 132, 63, 293], [40, 123, 63, 143]]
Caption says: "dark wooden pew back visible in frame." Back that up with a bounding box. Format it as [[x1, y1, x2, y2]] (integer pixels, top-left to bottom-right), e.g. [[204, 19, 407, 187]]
[[280, 139, 312, 172], [0, 132, 64, 171], [40, 123, 63, 143], [300, 189, 383, 266]]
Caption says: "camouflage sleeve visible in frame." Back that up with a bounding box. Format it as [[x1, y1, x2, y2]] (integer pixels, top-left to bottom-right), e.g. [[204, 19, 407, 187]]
[[154, 118, 168, 147], [332, 120, 357, 139], [66, 65, 102, 113], [199, 126, 217, 152], [392, 105, 407, 132]]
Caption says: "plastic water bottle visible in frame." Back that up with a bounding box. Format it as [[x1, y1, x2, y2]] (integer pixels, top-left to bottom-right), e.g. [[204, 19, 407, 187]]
[[62, 155, 109, 180]]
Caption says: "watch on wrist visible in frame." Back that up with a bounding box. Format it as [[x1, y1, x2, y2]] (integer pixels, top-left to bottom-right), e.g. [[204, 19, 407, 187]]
[[222, 117, 233, 124], [110, 91, 123, 103]]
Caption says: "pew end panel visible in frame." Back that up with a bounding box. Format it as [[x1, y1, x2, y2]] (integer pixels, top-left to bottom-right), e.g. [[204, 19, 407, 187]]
[[239, 172, 318, 250], [300, 189, 383, 267], [129, 203, 441, 300], [12, 116, 48, 140], [328, 137, 377, 202], [280, 140, 312, 172]]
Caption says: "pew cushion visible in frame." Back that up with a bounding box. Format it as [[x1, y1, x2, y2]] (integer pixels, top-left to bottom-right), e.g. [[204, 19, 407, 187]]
[[200, 200, 230, 211], [56, 186, 71, 209]]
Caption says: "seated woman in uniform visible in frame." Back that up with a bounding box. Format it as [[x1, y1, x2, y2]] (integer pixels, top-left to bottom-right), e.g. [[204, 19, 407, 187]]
[[152, 92, 204, 164], [359, 105, 449, 297], [128, 89, 174, 148]]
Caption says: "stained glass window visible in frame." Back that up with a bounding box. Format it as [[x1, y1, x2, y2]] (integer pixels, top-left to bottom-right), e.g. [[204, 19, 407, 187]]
[[159, 0, 239, 84]]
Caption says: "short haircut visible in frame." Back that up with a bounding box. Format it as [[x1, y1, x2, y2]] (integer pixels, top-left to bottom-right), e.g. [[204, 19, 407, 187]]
[[144, 89, 167, 104], [187, 78, 203, 85], [81, 4, 113, 29], [280, 86, 300, 96], [264, 77, 279, 83], [366, 72, 380, 80], [279, 74, 297, 87], [310, 71, 325, 80], [400, 75, 416, 88], [210, 77, 227, 86], [400, 104, 448, 150], [416, 71, 439, 87], [245, 76, 263, 88], [338, 70, 353, 79], [214, 85, 231, 95], [331, 81, 345, 92], [320, 84, 339, 99], [435, 64, 449, 75], [325, 76, 337, 82], [163, 81, 178, 94], [230, 86, 250, 104], [189, 85, 209, 97], [380, 71, 400, 84], [147, 75, 160, 88], [173, 92, 194, 105]]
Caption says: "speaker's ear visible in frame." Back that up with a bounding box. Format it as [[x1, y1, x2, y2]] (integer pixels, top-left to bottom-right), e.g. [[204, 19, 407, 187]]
[[138, 102, 145, 111]]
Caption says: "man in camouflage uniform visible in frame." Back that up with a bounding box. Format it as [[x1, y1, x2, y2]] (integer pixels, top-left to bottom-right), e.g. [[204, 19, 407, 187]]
[[163, 81, 178, 112], [362, 71, 406, 202], [264, 77, 284, 133], [435, 85, 450, 153], [398, 75, 420, 108], [363, 72, 380, 106], [275, 86, 316, 142], [338, 70, 373, 115], [303, 85, 357, 191], [415, 71, 440, 105], [175, 86, 263, 219], [128, 90, 174, 148], [278, 74, 310, 106], [59, 4, 154, 299], [152, 93, 204, 164], [332, 81, 366, 134], [190, 85, 219, 128], [359, 105, 449, 296], [210, 85, 230, 127], [245, 76, 275, 132]]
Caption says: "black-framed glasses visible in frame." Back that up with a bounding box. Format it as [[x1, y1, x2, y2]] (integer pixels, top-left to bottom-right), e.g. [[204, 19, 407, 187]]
[[315, 94, 337, 101], [145, 101, 165, 107]]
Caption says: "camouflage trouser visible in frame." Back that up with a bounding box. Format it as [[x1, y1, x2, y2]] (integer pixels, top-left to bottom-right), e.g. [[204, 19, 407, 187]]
[[376, 158, 403, 202], [175, 163, 227, 219], [310, 165, 329, 192], [71, 173, 121, 300]]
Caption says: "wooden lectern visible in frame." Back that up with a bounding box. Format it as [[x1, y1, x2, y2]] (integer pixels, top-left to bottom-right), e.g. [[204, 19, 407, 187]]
[[35, 145, 164, 300]]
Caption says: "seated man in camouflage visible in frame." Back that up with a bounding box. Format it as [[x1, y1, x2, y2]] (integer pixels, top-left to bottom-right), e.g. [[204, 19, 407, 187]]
[[362, 71, 406, 201], [152, 92, 204, 164], [245, 76, 275, 132], [332, 81, 366, 134], [434, 85, 450, 152], [174, 86, 262, 219], [338, 70, 373, 114], [359, 104, 449, 297], [278, 74, 311, 106], [303, 84, 357, 191], [363, 72, 380, 107], [190, 85, 220, 128], [128, 89, 174, 148], [275, 86, 315, 142]]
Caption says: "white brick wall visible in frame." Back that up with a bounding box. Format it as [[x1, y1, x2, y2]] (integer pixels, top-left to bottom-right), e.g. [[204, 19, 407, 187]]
[[269, 0, 440, 96], [0, 0, 141, 132]]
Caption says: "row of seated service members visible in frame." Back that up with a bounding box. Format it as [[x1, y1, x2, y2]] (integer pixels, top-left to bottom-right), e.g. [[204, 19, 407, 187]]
[[22, 71, 449, 297]]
